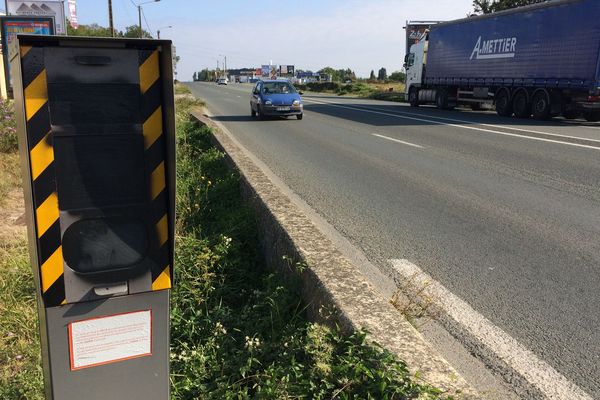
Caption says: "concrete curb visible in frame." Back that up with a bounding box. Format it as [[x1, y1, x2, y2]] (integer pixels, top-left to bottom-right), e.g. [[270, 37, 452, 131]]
[[190, 109, 481, 399]]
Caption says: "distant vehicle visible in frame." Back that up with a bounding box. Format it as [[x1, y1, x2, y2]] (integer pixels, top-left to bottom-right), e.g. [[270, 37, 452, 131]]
[[250, 80, 304, 120], [217, 77, 228, 85], [404, 0, 600, 121]]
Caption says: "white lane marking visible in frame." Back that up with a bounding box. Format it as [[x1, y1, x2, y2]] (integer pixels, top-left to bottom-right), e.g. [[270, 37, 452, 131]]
[[303, 99, 600, 151], [372, 133, 424, 149], [389, 259, 593, 400], [306, 96, 600, 142], [578, 125, 600, 131], [393, 109, 600, 144]]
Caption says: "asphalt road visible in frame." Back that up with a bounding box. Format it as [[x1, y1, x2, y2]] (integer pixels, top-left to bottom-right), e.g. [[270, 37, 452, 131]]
[[188, 82, 600, 398]]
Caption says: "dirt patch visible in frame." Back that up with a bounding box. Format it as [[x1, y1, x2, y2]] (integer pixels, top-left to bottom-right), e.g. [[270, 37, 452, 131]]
[[0, 187, 26, 247]]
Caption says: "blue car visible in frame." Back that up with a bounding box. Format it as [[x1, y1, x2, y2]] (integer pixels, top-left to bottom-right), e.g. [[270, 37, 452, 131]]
[[250, 80, 303, 120]]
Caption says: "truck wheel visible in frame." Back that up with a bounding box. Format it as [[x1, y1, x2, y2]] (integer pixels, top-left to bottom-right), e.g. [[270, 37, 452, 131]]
[[436, 90, 449, 110], [409, 88, 420, 107], [513, 91, 531, 118], [495, 90, 512, 117], [583, 111, 600, 122], [532, 91, 551, 120]]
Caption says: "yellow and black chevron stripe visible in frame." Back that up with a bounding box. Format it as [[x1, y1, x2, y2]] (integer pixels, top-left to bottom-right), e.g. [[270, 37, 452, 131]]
[[21, 45, 171, 307], [139, 48, 172, 291], [21, 45, 66, 307]]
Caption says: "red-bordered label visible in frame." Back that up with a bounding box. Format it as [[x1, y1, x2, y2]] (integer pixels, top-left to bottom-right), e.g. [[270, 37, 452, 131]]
[[68, 309, 153, 371]]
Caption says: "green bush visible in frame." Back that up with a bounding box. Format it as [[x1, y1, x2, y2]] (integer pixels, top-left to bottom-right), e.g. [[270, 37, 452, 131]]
[[307, 81, 340, 92], [0, 100, 17, 153]]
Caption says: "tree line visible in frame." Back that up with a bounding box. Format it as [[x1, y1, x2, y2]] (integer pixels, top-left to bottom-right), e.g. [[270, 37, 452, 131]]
[[192, 67, 406, 83], [66, 21, 152, 38], [472, 0, 549, 14]]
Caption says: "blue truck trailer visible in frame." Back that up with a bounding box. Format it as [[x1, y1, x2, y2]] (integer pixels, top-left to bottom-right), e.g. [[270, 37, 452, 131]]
[[404, 0, 600, 121]]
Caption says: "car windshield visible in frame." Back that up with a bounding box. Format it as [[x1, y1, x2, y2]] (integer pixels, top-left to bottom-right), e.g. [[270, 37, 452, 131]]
[[262, 82, 296, 94]]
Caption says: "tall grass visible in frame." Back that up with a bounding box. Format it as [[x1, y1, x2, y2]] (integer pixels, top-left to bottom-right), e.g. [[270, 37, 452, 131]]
[[0, 152, 21, 205], [0, 99, 18, 153], [0, 242, 44, 399]]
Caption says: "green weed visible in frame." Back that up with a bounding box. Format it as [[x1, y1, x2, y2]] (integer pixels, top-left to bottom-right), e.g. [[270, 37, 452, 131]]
[[0, 152, 21, 205], [0, 99, 17, 153], [0, 242, 44, 399], [175, 84, 192, 95]]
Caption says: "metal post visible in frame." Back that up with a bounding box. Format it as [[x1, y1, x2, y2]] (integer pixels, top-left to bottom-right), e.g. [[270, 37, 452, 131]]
[[108, 0, 115, 37], [157, 30, 160, 39], [4, 0, 8, 15]]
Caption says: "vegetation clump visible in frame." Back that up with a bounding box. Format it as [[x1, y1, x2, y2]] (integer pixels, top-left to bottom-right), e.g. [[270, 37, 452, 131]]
[[0, 100, 17, 153]]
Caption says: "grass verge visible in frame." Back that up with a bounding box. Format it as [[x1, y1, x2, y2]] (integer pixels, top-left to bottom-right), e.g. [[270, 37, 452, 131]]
[[0, 98, 21, 205], [0, 99, 18, 153], [0, 152, 21, 206], [171, 98, 447, 398], [0, 241, 44, 399], [295, 81, 406, 102], [175, 83, 192, 95]]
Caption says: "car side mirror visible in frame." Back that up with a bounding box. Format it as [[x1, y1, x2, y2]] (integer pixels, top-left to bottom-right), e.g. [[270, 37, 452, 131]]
[[299, 91, 304, 95]]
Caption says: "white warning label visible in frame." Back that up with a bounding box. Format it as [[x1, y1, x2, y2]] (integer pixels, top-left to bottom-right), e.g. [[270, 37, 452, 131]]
[[68, 310, 152, 370]]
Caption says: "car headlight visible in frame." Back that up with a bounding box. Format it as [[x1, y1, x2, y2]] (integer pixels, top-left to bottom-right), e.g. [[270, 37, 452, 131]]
[[265, 100, 272, 105], [293, 100, 301, 106]]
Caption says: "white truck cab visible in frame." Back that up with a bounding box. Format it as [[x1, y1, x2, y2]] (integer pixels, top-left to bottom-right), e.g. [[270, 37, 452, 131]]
[[405, 39, 427, 96]]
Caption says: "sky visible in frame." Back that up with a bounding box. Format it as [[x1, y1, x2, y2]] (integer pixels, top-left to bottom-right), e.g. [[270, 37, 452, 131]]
[[59, 0, 475, 80]]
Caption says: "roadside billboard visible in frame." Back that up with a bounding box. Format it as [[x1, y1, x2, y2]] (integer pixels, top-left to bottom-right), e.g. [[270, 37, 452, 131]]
[[279, 65, 294, 76], [7, 1, 66, 34], [67, 0, 77, 29], [1, 16, 54, 95], [261, 65, 270, 77]]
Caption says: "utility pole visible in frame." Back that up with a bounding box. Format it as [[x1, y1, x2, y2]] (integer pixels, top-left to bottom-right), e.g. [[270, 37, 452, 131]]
[[216, 60, 219, 78], [138, 5, 142, 38], [108, 0, 115, 37], [136, 1, 161, 39], [224, 56, 227, 79], [156, 25, 172, 39]]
